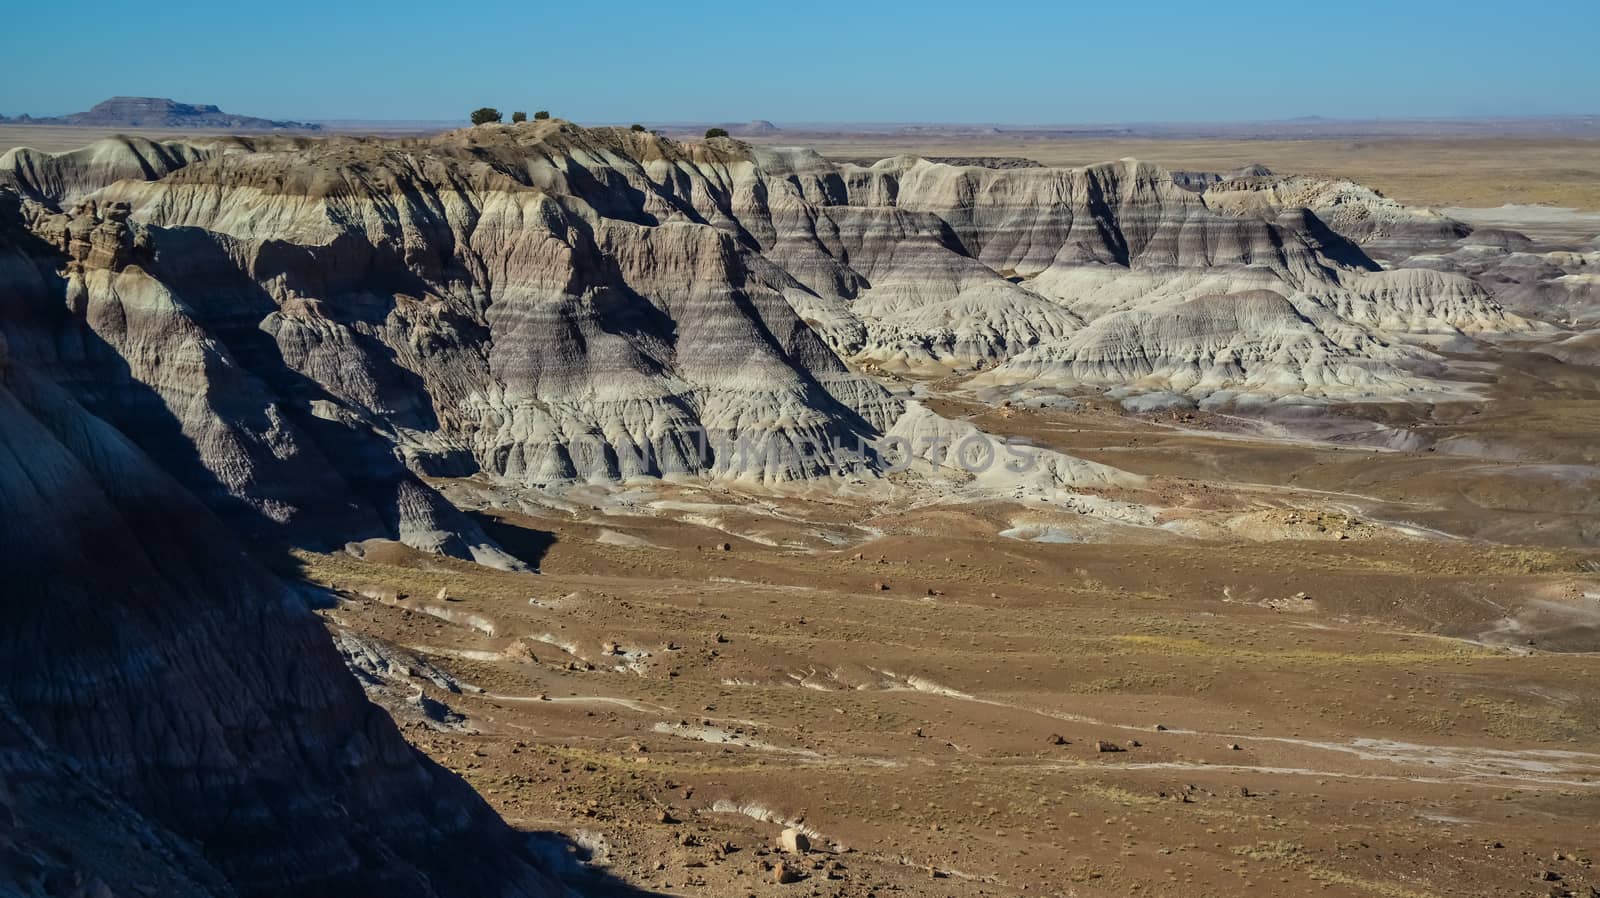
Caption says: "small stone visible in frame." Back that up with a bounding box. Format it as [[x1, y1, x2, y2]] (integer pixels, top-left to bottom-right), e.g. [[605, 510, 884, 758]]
[[718, 542, 732, 552], [773, 863, 800, 884], [1228, 743, 1242, 751], [657, 809, 678, 824], [779, 827, 810, 854], [1095, 740, 1123, 753], [436, 586, 450, 601], [872, 581, 890, 591], [1048, 734, 1067, 746]]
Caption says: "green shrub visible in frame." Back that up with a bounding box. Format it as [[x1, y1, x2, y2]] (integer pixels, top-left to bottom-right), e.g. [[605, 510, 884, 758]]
[[630, 123, 646, 132], [470, 107, 502, 125], [511, 111, 527, 123], [704, 127, 729, 139], [533, 110, 551, 120]]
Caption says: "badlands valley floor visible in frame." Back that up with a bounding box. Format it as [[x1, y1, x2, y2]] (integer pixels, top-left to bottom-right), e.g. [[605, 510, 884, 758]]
[[3, 123, 1598, 897], [309, 371, 1600, 898]]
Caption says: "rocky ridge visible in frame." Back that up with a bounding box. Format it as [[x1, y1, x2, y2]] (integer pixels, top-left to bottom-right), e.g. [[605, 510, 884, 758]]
[[0, 122, 1548, 560]]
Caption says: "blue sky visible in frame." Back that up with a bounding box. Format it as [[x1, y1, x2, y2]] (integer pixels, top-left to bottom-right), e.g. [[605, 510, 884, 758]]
[[3, 0, 1596, 124]]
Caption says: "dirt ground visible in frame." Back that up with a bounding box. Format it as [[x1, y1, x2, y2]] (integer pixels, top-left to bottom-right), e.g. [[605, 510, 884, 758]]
[[296, 366, 1600, 897]]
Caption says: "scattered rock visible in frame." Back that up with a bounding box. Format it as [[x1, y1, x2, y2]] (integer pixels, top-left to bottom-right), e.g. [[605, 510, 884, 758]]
[[871, 581, 890, 591], [718, 542, 732, 552], [1048, 734, 1068, 746], [1095, 740, 1124, 753], [773, 863, 800, 884], [779, 827, 810, 854]]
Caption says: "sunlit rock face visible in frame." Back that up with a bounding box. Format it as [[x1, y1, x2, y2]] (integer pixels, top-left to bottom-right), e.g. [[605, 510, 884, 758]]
[[0, 123, 1541, 559]]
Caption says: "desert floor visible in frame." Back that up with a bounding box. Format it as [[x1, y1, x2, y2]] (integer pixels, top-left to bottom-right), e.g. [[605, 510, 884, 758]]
[[301, 354, 1600, 898]]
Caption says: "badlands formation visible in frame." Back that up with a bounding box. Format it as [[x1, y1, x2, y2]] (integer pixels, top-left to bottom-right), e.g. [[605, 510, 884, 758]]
[[1, 120, 1598, 898]]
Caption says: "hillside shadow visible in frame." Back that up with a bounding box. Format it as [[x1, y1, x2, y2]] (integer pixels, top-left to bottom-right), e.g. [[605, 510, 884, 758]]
[[0, 201, 666, 898], [528, 833, 677, 897], [466, 511, 558, 570]]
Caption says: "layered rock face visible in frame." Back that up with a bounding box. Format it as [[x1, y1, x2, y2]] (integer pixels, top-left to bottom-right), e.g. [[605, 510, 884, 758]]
[[0, 328, 561, 896], [0, 123, 1543, 558], [0, 187, 522, 567], [0, 695, 234, 898], [1401, 229, 1600, 329], [1201, 170, 1473, 252]]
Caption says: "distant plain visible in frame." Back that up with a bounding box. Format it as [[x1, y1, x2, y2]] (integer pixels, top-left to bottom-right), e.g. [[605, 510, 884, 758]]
[[4, 124, 1597, 211]]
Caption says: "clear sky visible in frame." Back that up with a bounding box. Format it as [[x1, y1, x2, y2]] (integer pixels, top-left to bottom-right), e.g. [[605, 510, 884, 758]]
[[3, 0, 1597, 125]]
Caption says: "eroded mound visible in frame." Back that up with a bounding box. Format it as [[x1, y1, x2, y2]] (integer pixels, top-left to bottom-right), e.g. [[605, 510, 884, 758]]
[[0, 122, 1559, 563]]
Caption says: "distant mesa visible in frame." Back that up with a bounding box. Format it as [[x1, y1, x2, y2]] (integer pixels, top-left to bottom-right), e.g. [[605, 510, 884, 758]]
[[0, 96, 321, 131], [727, 119, 780, 136]]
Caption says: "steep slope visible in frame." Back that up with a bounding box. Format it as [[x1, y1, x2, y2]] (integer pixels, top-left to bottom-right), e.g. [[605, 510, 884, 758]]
[[0, 328, 561, 897], [0, 695, 236, 898], [0, 122, 1548, 540], [0, 190, 522, 567], [983, 289, 1437, 398]]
